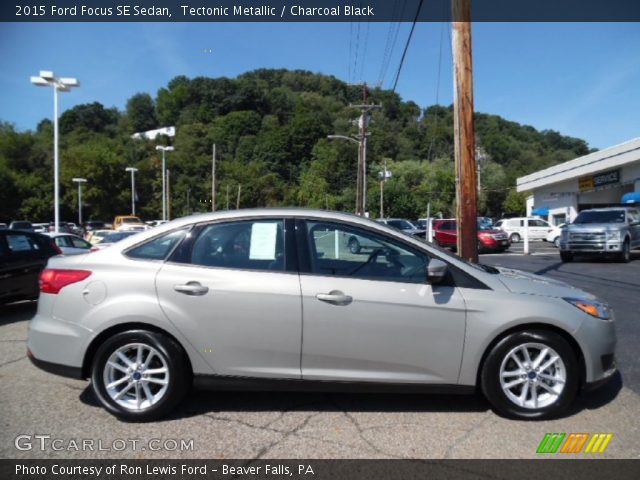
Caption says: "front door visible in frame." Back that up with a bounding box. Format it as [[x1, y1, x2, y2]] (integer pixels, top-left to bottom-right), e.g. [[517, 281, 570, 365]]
[[298, 220, 467, 385]]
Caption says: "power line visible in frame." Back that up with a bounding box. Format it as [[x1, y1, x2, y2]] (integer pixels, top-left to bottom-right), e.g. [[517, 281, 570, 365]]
[[358, 20, 371, 81], [391, 0, 425, 92], [378, 0, 407, 87], [427, 21, 446, 161]]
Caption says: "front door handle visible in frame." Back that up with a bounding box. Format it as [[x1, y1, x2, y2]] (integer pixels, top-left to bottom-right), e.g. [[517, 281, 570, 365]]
[[316, 290, 352, 305], [174, 281, 209, 296]]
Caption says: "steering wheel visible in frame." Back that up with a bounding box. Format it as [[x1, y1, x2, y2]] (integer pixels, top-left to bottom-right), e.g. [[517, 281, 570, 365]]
[[346, 247, 386, 276]]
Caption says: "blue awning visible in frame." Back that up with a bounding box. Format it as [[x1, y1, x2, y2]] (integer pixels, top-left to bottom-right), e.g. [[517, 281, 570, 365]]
[[531, 207, 549, 216], [622, 192, 640, 204]]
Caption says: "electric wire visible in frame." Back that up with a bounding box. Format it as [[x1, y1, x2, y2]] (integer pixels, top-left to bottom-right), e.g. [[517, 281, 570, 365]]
[[391, 0, 425, 92]]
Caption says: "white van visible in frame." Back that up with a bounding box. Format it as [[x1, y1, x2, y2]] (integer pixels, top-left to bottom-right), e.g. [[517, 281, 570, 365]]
[[494, 217, 553, 243]]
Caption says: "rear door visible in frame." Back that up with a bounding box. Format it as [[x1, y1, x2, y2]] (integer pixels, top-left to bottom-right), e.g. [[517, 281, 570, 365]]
[[155, 218, 303, 378], [628, 209, 640, 248]]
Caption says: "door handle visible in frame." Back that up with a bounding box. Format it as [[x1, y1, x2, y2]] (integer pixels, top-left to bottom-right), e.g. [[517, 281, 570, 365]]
[[174, 282, 209, 296], [316, 291, 352, 305]]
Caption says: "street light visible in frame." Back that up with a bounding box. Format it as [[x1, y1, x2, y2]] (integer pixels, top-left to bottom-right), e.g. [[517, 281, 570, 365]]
[[31, 71, 80, 233], [71, 178, 87, 226], [155, 146, 174, 221], [125, 167, 139, 215]]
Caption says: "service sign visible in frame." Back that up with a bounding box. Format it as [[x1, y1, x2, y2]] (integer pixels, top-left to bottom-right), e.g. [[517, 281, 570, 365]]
[[578, 169, 620, 192]]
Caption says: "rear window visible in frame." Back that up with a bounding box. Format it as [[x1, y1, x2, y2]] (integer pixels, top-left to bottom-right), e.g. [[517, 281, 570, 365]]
[[126, 229, 187, 261], [121, 217, 142, 224], [6, 233, 40, 252]]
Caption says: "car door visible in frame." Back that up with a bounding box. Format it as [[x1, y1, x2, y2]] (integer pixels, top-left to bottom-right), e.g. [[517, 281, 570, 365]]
[[298, 219, 467, 384], [628, 209, 640, 247], [155, 218, 303, 379], [528, 219, 550, 240], [0, 232, 48, 302]]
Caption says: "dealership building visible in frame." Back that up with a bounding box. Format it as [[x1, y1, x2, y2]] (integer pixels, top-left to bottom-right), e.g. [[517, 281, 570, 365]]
[[516, 137, 640, 226]]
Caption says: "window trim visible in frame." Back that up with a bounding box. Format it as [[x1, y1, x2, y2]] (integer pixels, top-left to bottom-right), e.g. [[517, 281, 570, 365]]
[[123, 226, 193, 263], [165, 217, 298, 274]]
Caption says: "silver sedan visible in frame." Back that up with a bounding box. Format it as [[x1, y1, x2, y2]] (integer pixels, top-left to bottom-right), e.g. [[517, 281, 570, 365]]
[[28, 209, 616, 421]]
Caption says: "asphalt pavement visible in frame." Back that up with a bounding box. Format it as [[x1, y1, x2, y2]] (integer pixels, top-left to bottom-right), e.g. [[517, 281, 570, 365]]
[[1, 246, 638, 459]]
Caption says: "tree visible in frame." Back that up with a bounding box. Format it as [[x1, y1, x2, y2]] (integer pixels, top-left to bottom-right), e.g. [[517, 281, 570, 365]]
[[126, 93, 157, 133]]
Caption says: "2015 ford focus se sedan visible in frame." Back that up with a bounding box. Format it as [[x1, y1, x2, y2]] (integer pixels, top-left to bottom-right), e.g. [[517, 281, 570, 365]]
[[27, 209, 617, 421]]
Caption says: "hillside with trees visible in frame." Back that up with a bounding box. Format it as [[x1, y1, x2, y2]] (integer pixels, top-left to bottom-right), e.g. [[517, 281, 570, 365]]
[[0, 68, 593, 223]]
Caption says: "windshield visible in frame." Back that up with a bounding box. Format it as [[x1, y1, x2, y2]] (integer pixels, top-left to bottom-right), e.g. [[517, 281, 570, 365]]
[[574, 210, 625, 224], [388, 220, 414, 230], [99, 231, 137, 243], [121, 217, 142, 224]]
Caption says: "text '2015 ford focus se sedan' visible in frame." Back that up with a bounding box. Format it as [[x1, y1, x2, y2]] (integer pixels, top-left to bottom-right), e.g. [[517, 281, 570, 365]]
[[27, 209, 616, 421]]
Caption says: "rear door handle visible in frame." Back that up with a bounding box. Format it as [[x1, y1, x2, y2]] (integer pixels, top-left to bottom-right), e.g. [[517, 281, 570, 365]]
[[174, 282, 209, 296], [316, 291, 352, 305]]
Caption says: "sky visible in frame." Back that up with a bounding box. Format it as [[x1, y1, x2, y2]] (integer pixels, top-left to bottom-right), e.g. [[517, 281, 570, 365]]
[[1, 22, 639, 149]]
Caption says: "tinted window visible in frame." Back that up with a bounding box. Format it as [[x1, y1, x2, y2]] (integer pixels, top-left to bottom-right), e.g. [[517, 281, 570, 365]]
[[6, 234, 40, 252], [306, 221, 429, 284], [127, 229, 187, 260], [528, 219, 548, 227], [98, 231, 138, 243], [188, 220, 285, 271], [574, 210, 626, 224]]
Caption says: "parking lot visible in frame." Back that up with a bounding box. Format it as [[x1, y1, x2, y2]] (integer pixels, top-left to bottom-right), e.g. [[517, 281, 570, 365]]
[[1, 246, 639, 459]]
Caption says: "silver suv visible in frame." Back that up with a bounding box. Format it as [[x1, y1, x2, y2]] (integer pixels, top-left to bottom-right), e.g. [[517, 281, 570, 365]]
[[28, 209, 616, 421], [560, 207, 640, 263]]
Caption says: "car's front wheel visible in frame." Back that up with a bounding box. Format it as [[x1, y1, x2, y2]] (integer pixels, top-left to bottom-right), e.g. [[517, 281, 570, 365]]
[[510, 233, 521, 243], [91, 330, 190, 421], [481, 330, 579, 420]]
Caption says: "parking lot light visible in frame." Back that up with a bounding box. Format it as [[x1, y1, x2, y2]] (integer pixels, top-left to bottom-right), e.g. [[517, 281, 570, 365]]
[[71, 178, 87, 226], [125, 167, 139, 215], [155, 146, 174, 221], [31, 71, 80, 233]]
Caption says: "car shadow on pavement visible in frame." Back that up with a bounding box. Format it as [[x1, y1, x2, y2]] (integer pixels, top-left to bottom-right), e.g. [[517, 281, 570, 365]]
[[0, 300, 37, 326], [78, 372, 623, 423]]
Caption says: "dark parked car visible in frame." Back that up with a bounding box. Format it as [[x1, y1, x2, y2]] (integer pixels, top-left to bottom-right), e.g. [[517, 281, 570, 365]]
[[9, 220, 34, 231], [83, 220, 108, 232], [0, 230, 61, 304]]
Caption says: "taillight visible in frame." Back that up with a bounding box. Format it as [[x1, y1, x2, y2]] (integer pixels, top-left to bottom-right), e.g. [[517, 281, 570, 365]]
[[89, 246, 99, 252], [39, 269, 92, 294]]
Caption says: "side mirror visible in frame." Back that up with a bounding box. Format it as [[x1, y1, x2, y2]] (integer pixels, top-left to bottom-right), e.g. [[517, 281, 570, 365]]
[[427, 258, 448, 284]]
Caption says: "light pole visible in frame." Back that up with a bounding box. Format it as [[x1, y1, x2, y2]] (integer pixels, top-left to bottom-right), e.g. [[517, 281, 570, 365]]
[[72, 178, 87, 226], [327, 134, 364, 215], [125, 167, 138, 215], [378, 163, 392, 219], [155, 146, 174, 221], [31, 71, 79, 233]]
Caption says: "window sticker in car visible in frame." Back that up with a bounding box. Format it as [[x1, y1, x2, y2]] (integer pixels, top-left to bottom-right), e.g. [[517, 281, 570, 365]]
[[249, 222, 278, 260]]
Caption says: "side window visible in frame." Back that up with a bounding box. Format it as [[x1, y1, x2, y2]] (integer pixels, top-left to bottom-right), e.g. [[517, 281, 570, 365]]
[[188, 220, 285, 271], [55, 236, 71, 248], [126, 229, 188, 261], [70, 237, 91, 249], [306, 221, 429, 284], [6, 234, 39, 253], [529, 219, 546, 227]]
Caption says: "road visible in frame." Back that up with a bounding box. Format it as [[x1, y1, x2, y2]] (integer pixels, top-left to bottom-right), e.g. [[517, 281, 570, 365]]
[[1, 246, 638, 459]]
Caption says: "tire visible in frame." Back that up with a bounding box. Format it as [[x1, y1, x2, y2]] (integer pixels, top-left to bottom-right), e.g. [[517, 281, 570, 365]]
[[480, 330, 579, 420], [618, 240, 631, 263], [510, 233, 521, 243], [553, 237, 560, 248], [560, 251, 573, 262], [348, 237, 361, 254], [91, 330, 191, 421]]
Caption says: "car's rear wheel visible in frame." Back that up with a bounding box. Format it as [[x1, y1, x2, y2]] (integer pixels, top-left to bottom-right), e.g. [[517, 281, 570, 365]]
[[481, 330, 578, 420], [91, 330, 190, 421], [510, 233, 521, 243], [560, 251, 573, 262]]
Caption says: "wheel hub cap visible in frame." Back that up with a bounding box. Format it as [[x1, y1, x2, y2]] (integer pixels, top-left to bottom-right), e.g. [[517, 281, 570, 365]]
[[103, 343, 170, 411], [499, 342, 567, 409]]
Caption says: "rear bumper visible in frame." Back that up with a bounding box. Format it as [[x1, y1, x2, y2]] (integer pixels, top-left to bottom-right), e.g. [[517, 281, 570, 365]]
[[27, 348, 83, 379]]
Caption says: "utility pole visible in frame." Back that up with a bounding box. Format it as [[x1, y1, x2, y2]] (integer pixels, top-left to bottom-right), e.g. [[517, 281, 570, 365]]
[[236, 184, 241, 209], [452, 0, 478, 263], [212, 144, 216, 211]]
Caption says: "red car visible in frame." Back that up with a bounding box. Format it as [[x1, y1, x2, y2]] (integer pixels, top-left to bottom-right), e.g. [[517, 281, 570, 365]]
[[432, 219, 510, 253]]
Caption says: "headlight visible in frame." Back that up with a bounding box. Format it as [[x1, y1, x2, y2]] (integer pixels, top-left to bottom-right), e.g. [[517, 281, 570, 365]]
[[564, 297, 611, 320], [606, 230, 621, 241]]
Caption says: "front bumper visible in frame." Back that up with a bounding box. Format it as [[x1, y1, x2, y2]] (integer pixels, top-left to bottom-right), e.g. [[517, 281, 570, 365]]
[[575, 315, 617, 386], [561, 242, 623, 253]]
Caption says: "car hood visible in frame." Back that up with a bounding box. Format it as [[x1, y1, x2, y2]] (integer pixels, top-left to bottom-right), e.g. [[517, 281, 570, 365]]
[[495, 267, 595, 300]]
